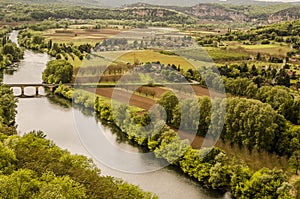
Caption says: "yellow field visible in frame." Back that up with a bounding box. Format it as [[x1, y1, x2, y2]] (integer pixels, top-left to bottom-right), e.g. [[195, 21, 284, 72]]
[[115, 50, 196, 70]]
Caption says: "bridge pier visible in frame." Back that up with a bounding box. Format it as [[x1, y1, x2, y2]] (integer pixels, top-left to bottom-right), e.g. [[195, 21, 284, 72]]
[[49, 86, 53, 93], [35, 86, 39, 96], [21, 86, 25, 96]]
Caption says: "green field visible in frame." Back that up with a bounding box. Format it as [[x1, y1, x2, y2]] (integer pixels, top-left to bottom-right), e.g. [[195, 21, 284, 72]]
[[204, 47, 250, 62], [241, 44, 291, 56]]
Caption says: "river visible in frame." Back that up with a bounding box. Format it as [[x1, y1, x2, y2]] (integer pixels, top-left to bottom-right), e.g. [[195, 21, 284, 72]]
[[3, 30, 227, 199]]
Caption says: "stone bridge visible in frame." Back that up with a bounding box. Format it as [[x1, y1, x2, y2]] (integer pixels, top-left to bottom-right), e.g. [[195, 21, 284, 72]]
[[6, 83, 59, 97]]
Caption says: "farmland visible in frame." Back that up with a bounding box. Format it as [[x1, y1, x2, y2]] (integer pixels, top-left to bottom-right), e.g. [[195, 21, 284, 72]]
[[112, 50, 195, 70], [43, 28, 121, 45]]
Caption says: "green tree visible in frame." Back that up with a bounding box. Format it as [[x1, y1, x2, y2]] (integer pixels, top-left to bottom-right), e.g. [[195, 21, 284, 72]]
[[240, 168, 290, 199], [42, 60, 73, 84], [0, 142, 16, 174], [256, 86, 293, 111], [35, 171, 87, 199], [208, 153, 231, 190], [289, 150, 300, 175], [158, 91, 178, 125], [2, 43, 23, 62], [0, 84, 17, 125], [275, 69, 290, 87], [223, 97, 286, 152], [0, 169, 39, 199]]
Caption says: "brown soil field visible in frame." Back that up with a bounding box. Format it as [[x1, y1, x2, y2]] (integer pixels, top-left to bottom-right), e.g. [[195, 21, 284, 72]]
[[85, 88, 156, 110], [140, 86, 169, 98], [192, 85, 226, 98], [83, 84, 223, 110]]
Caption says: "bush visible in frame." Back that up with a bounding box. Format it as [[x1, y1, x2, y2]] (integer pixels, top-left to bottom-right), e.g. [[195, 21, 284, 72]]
[[261, 39, 270, 45]]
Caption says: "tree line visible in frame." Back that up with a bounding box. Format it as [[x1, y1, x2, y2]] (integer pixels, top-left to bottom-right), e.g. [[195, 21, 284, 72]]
[[0, 2, 195, 25], [0, 29, 24, 69], [184, 65, 300, 125], [18, 30, 91, 61]]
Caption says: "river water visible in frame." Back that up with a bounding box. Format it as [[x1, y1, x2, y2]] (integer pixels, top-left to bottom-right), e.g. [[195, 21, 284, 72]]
[[3, 30, 227, 199]]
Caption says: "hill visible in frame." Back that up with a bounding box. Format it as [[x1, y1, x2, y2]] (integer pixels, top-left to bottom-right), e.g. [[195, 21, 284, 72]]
[[269, 6, 300, 23], [124, 2, 297, 23], [8, 0, 300, 8], [2, 0, 300, 24], [9, 0, 104, 7]]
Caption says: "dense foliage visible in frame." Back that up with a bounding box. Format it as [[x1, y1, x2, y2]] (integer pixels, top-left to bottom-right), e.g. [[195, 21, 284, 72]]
[[184, 65, 300, 125], [0, 131, 157, 199], [42, 60, 73, 84], [0, 84, 17, 130], [0, 29, 24, 69]]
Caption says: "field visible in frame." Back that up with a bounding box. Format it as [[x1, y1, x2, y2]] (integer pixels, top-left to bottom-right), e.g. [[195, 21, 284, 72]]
[[114, 50, 195, 70], [204, 47, 250, 62], [82, 84, 222, 111], [42, 28, 121, 45], [85, 87, 156, 110], [241, 43, 291, 57]]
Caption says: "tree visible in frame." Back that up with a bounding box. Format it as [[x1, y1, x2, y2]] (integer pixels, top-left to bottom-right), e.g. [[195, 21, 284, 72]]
[[42, 60, 73, 84], [279, 99, 300, 124], [36, 171, 87, 199], [0, 169, 39, 199], [275, 69, 290, 87], [256, 52, 261, 60], [256, 86, 293, 111], [208, 153, 231, 190], [172, 99, 199, 132], [261, 39, 270, 44], [154, 136, 190, 165], [223, 97, 286, 152], [32, 35, 43, 45], [0, 142, 16, 174], [240, 168, 290, 199], [2, 43, 23, 62], [158, 91, 178, 125], [197, 97, 212, 136], [289, 150, 300, 175], [47, 39, 52, 50], [230, 164, 252, 198], [0, 84, 17, 125]]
